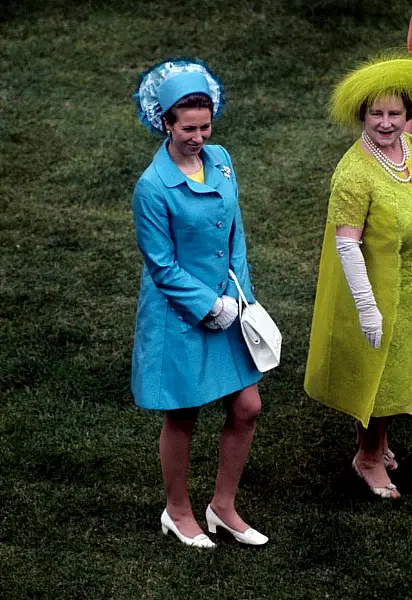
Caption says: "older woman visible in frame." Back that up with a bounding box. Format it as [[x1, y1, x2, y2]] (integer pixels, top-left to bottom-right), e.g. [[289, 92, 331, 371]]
[[305, 54, 412, 499], [131, 59, 268, 547]]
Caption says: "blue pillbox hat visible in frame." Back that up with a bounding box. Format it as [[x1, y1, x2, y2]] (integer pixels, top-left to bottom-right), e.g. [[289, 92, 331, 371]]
[[157, 71, 212, 114]]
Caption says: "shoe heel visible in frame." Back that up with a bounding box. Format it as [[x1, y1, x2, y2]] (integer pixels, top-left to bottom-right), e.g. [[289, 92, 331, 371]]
[[207, 521, 217, 534], [162, 525, 168, 535]]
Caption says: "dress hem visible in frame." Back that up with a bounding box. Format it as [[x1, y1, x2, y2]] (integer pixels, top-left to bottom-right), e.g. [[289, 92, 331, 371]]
[[307, 391, 412, 428]]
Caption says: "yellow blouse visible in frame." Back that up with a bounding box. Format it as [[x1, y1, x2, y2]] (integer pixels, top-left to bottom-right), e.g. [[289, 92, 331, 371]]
[[188, 165, 205, 184]]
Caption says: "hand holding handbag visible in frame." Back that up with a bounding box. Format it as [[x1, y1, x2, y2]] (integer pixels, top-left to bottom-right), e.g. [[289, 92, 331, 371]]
[[228, 269, 282, 373]]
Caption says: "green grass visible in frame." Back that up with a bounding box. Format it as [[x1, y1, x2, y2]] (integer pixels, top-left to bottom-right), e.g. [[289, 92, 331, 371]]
[[2, 1, 412, 598]]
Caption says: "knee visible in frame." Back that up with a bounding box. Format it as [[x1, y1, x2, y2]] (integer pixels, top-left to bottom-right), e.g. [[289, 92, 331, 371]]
[[230, 386, 262, 424], [242, 397, 262, 423]]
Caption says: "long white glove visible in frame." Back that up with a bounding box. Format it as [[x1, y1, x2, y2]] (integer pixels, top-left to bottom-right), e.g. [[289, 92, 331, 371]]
[[205, 295, 238, 330], [335, 235, 382, 349]]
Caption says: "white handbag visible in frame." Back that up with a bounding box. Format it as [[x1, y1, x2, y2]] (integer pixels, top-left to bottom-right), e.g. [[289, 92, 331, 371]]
[[228, 269, 282, 373]]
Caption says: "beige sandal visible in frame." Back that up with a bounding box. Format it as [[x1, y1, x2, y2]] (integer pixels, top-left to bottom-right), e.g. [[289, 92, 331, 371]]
[[355, 421, 398, 470], [383, 449, 398, 471], [352, 458, 400, 499]]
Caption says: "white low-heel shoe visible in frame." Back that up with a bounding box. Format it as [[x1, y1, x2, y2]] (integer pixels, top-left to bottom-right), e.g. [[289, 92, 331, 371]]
[[205, 505, 268, 546], [160, 510, 216, 548]]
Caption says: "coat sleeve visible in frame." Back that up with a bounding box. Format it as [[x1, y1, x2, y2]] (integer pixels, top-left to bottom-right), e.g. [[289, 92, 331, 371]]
[[133, 177, 218, 325], [219, 147, 255, 303]]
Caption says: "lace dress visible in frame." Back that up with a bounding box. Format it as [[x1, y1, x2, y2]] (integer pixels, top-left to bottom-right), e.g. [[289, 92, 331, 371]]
[[305, 135, 412, 427]]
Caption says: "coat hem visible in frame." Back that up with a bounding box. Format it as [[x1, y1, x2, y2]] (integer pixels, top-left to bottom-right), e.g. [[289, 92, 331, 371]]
[[134, 373, 263, 411]]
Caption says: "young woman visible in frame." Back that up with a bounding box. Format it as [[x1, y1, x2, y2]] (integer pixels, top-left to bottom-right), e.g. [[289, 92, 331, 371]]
[[132, 59, 268, 547]]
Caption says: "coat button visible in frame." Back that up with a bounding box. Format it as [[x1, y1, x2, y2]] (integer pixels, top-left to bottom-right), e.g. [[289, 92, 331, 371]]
[[217, 250, 224, 257], [220, 281, 225, 288], [216, 221, 223, 228]]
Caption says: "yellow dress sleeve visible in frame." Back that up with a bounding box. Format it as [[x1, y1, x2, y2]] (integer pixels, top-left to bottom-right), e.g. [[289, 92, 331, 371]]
[[327, 143, 371, 228]]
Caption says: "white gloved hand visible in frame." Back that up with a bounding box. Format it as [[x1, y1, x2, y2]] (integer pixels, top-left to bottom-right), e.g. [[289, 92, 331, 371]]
[[358, 304, 383, 349], [205, 295, 238, 330], [336, 235, 383, 349]]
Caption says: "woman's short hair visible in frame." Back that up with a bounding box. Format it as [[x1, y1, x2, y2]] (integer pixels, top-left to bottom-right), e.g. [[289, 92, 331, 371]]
[[359, 93, 412, 122], [162, 93, 213, 130]]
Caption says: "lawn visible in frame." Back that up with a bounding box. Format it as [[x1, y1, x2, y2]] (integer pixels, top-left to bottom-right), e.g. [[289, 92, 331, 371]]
[[2, 1, 412, 598]]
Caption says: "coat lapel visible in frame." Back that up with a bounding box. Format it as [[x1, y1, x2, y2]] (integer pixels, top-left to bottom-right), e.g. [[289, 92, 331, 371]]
[[202, 147, 225, 190], [153, 141, 226, 196], [153, 140, 186, 187]]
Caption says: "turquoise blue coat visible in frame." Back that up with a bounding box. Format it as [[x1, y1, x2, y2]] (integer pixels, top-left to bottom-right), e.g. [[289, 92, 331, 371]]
[[131, 140, 262, 410]]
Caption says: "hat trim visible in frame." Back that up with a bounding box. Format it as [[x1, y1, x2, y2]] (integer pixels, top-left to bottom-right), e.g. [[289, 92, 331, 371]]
[[330, 54, 412, 126], [134, 57, 226, 136]]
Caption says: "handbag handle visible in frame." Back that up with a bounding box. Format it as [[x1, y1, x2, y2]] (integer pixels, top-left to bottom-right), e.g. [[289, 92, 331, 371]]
[[228, 269, 250, 308]]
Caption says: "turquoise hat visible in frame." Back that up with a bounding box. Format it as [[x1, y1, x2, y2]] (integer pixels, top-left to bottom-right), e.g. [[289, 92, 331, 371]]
[[157, 71, 212, 114], [134, 58, 225, 136]]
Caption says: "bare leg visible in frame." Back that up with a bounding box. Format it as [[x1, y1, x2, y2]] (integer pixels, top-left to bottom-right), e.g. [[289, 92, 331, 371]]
[[356, 417, 396, 468], [210, 384, 262, 532], [354, 416, 399, 495], [160, 407, 203, 537], [382, 416, 394, 455]]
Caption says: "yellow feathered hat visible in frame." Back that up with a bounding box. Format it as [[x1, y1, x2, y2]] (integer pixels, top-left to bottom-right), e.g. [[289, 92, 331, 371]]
[[330, 53, 412, 126]]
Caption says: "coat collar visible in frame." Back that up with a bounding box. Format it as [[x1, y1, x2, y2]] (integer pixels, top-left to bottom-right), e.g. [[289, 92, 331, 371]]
[[153, 140, 227, 194]]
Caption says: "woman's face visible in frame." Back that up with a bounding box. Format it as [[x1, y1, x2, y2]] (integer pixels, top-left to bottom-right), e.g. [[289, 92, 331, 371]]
[[364, 95, 407, 150], [165, 107, 212, 157]]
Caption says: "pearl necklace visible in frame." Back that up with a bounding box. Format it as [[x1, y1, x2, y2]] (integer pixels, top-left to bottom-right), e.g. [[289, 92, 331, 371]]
[[361, 131, 411, 183], [362, 131, 410, 169]]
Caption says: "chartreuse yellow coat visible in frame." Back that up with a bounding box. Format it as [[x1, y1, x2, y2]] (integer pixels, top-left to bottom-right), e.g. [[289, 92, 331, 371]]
[[305, 135, 412, 427]]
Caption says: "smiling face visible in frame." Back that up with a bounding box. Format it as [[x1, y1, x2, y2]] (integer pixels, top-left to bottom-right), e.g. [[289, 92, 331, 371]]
[[364, 95, 407, 150], [165, 107, 212, 159]]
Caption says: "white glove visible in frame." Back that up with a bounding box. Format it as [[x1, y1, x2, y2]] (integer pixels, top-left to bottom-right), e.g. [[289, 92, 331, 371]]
[[205, 295, 238, 330], [336, 235, 382, 349]]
